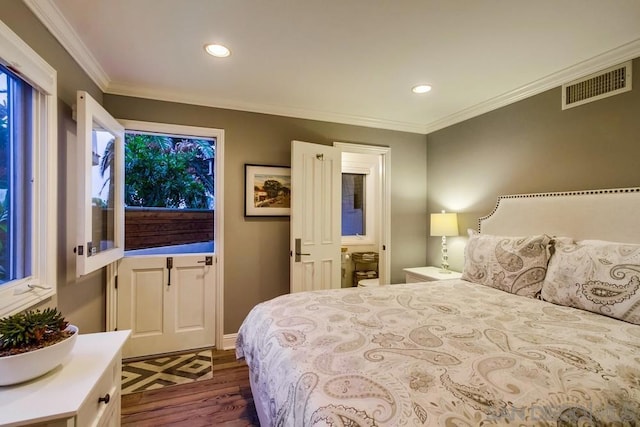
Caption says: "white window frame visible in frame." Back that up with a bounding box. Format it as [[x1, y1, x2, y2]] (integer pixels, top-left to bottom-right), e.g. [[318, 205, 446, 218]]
[[340, 151, 379, 246], [117, 120, 223, 257], [75, 91, 125, 277], [0, 20, 57, 316]]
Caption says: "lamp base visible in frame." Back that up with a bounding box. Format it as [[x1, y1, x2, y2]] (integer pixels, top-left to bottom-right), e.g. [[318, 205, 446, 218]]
[[440, 236, 450, 274]]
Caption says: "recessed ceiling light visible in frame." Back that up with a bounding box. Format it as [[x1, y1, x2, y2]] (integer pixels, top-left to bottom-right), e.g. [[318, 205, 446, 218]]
[[204, 44, 231, 58], [412, 84, 432, 94]]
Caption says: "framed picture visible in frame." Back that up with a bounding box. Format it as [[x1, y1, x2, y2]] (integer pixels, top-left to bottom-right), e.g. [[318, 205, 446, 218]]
[[244, 164, 291, 217]]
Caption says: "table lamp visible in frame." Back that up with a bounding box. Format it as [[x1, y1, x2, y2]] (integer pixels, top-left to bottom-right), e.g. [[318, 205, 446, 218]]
[[430, 211, 459, 273]]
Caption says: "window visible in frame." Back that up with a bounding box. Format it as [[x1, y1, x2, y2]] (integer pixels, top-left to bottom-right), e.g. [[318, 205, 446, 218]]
[[75, 91, 124, 277], [77, 117, 222, 271], [122, 130, 216, 254], [119, 121, 222, 256], [0, 66, 33, 284], [123, 131, 214, 210], [341, 151, 379, 245], [91, 129, 116, 253], [0, 21, 57, 316], [342, 173, 366, 236]]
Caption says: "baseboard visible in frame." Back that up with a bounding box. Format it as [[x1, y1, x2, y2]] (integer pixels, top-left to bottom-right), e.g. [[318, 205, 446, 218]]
[[222, 333, 237, 350]]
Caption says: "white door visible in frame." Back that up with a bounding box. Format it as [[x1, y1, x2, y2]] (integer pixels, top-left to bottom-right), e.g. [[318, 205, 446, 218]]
[[75, 91, 125, 277], [117, 254, 216, 358], [290, 140, 341, 293]]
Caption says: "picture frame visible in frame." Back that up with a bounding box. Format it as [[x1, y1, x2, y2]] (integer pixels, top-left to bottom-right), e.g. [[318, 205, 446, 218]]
[[244, 164, 291, 217]]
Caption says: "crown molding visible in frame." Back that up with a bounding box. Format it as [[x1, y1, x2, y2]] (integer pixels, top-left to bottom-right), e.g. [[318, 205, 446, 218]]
[[106, 81, 427, 134], [423, 38, 640, 134], [81, 35, 640, 135], [23, 0, 110, 91], [139, 38, 636, 135]]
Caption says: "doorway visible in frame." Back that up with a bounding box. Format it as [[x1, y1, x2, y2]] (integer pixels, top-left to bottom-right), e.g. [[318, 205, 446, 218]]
[[105, 120, 225, 358], [335, 142, 391, 286], [289, 141, 390, 293]]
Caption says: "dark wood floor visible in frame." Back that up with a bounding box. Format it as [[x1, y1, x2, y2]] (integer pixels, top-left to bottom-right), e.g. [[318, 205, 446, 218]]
[[121, 350, 259, 426]]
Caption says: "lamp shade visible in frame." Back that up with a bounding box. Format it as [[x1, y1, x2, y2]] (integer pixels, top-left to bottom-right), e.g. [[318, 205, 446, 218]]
[[430, 212, 459, 237]]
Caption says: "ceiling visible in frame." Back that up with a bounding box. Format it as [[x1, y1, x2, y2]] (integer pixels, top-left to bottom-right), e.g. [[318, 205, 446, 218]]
[[26, 0, 640, 134]]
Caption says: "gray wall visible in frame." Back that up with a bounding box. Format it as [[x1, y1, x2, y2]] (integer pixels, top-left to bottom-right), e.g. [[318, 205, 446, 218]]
[[0, 2, 102, 106], [1, 2, 107, 333], [103, 96, 428, 332], [426, 57, 640, 272]]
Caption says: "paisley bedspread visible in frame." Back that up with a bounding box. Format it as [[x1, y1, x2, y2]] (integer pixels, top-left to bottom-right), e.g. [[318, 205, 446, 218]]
[[236, 280, 640, 426]]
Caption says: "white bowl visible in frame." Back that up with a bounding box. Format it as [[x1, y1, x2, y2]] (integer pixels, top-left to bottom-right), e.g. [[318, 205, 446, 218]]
[[0, 325, 78, 386]]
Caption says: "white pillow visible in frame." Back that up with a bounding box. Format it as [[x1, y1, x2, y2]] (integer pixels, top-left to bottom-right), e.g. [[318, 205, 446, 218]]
[[462, 234, 553, 298], [541, 239, 640, 324]]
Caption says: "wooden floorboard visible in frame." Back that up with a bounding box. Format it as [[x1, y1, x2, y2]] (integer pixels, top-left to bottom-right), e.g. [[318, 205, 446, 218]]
[[122, 350, 259, 426]]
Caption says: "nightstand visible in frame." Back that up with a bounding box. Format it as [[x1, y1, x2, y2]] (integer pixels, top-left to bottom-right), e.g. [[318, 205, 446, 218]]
[[403, 266, 462, 283], [0, 330, 130, 427]]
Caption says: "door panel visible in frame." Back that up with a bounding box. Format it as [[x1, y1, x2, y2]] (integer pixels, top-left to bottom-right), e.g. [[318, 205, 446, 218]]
[[173, 257, 212, 334], [321, 259, 333, 290], [291, 141, 341, 293], [76, 91, 125, 277], [301, 261, 314, 291], [321, 159, 337, 243], [175, 271, 205, 330], [118, 254, 215, 358], [133, 268, 164, 335], [302, 155, 315, 244]]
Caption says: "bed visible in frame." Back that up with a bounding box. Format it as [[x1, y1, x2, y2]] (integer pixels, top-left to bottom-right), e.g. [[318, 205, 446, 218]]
[[236, 188, 640, 425]]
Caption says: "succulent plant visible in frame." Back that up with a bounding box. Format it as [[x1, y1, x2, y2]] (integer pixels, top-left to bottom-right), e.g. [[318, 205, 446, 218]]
[[0, 308, 71, 356]]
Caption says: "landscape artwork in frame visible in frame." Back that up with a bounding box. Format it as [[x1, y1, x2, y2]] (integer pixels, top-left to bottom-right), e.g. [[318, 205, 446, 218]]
[[244, 164, 291, 216]]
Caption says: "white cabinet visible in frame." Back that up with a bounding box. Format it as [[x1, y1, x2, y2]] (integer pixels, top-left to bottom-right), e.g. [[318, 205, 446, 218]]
[[0, 330, 130, 427], [403, 266, 462, 283]]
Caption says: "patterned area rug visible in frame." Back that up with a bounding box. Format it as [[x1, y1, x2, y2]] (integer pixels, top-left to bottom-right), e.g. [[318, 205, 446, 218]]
[[121, 349, 215, 394]]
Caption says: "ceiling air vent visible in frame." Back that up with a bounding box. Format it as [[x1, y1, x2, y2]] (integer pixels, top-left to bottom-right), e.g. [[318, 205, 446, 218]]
[[562, 61, 632, 110]]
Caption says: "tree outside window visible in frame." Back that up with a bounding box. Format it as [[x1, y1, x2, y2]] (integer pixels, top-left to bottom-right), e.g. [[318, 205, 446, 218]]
[[101, 133, 214, 209]]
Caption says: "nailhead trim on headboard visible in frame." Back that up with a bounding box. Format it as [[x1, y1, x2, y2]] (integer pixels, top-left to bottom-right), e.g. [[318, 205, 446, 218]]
[[478, 187, 640, 232]]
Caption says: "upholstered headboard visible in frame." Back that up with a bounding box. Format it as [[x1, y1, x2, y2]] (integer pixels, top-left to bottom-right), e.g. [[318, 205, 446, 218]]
[[479, 188, 640, 243]]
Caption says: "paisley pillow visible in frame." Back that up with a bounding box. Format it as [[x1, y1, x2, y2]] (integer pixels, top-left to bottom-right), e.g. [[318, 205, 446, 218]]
[[541, 240, 640, 324], [462, 234, 553, 298]]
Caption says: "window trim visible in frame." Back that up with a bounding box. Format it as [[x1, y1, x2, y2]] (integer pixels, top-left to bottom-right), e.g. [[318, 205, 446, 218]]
[[117, 121, 222, 256], [340, 152, 379, 246], [341, 172, 367, 237], [0, 20, 57, 316], [341, 166, 376, 245], [75, 91, 125, 277]]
